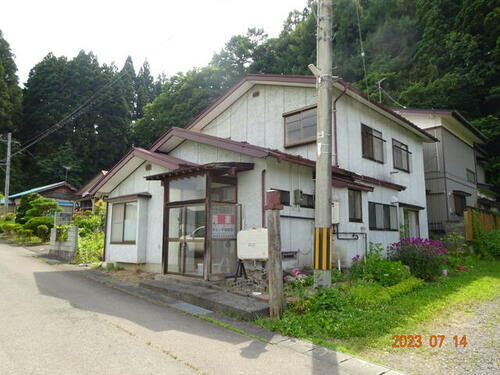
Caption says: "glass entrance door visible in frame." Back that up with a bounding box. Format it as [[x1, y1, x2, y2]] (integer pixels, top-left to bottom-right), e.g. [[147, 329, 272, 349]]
[[167, 205, 206, 277]]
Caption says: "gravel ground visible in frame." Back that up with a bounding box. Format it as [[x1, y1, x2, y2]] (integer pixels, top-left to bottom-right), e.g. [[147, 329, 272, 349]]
[[365, 297, 499, 375]]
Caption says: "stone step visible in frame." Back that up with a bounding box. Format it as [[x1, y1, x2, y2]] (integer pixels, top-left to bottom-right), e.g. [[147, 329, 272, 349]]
[[139, 279, 269, 320]]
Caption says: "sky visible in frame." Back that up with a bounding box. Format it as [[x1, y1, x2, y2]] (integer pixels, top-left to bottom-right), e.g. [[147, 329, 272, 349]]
[[1, 0, 308, 85]]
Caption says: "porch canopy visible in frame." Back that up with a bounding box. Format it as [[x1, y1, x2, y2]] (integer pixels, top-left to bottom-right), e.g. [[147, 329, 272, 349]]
[[145, 162, 255, 181]]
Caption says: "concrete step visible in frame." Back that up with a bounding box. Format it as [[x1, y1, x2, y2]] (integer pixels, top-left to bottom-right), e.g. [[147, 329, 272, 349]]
[[139, 279, 269, 320]]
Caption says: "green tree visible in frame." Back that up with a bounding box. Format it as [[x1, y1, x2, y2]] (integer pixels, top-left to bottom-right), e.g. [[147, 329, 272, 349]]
[[25, 196, 61, 217], [15, 193, 39, 224], [135, 61, 156, 119], [0, 30, 22, 133]]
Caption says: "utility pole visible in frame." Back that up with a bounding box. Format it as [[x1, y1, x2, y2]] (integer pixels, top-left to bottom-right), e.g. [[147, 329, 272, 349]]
[[310, 0, 333, 288], [3, 132, 11, 215]]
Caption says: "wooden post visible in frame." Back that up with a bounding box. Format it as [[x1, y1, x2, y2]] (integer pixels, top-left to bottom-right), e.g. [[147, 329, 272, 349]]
[[265, 190, 285, 318]]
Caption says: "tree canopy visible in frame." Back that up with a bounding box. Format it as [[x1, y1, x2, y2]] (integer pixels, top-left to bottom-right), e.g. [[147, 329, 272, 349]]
[[0, 0, 499, 192]]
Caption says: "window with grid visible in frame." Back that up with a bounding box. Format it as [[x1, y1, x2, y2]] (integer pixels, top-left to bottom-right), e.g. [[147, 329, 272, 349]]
[[284, 106, 317, 147], [392, 139, 411, 172], [348, 189, 362, 222], [466, 169, 476, 184], [368, 202, 398, 231], [361, 124, 385, 163]]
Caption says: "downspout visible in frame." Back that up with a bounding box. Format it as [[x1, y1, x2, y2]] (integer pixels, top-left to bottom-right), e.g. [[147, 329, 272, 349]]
[[102, 200, 109, 262], [332, 80, 348, 167], [261, 169, 266, 227]]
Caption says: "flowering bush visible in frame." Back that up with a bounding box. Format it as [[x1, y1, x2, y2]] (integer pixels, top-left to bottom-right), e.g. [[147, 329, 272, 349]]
[[348, 244, 410, 286], [388, 238, 448, 281]]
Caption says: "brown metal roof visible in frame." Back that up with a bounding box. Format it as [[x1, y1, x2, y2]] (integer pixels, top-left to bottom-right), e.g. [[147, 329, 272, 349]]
[[89, 147, 197, 195], [151, 127, 405, 191], [149, 74, 437, 150], [145, 162, 255, 181]]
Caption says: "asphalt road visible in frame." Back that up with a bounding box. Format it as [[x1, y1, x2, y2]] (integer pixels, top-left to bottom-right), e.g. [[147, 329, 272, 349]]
[[0, 243, 343, 375]]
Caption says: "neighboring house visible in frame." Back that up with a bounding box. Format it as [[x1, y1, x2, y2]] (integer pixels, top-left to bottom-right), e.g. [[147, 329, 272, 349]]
[[9, 181, 78, 214], [74, 170, 108, 211], [394, 108, 497, 235], [0, 198, 15, 213], [90, 74, 436, 279]]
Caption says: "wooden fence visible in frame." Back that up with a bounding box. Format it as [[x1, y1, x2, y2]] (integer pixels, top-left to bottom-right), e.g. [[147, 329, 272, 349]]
[[463, 209, 500, 241]]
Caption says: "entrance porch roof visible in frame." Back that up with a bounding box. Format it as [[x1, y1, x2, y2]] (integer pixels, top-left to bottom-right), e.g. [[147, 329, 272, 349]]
[[145, 162, 255, 181]]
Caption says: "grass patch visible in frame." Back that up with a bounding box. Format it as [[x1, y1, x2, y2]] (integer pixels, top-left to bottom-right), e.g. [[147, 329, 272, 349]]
[[255, 259, 500, 354]]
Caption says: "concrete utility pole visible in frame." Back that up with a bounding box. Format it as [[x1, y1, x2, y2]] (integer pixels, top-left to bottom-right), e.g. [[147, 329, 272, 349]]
[[3, 132, 11, 215], [311, 0, 333, 288], [265, 190, 285, 318]]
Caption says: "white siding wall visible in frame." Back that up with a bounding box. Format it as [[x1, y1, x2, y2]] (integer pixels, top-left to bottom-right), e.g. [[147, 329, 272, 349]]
[[106, 162, 168, 269], [197, 84, 430, 264]]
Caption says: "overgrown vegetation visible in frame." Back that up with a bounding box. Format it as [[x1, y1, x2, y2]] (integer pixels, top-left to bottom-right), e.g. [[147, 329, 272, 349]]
[[388, 238, 448, 281], [72, 201, 106, 264], [258, 256, 500, 354]]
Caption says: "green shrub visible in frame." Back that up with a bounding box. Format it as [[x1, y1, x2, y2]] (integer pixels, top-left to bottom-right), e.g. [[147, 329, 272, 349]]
[[388, 238, 448, 281], [73, 232, 104, 264], [24, 216, 54, 232], [73, 212, 103, 237], [19, 229, 33, 237], [5, 213, 15, 221], [386, 277, 424, 298], [3, 222, 22, 234], [303, 288, 351, 313], [15, 193, 40, 224], [36, 225, 50, 242], [349, 282, 391, 305], [56, 225, 69, 242], [351, 243, 411, 286], [474, 229, 500, 259]]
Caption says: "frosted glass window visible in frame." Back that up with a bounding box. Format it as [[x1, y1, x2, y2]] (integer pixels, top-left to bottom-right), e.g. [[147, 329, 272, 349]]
[[284, 107, 317, 147], [111, 203, 124, 242], [123, 202, 137, 242], [110, 201, 137, 243]]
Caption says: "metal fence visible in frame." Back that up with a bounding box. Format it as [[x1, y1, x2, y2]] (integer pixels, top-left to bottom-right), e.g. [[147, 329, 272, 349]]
[[54, 212, 72, 226]]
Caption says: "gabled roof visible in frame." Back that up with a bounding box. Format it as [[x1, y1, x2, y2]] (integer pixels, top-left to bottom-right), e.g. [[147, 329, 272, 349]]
[[76, 170, 108, 197], [9, 181, 77, 199], [89, 147, 197, 195], [149, 74, 436, 150], [153, 127, 404, 191], [395, 108, 487, 144]]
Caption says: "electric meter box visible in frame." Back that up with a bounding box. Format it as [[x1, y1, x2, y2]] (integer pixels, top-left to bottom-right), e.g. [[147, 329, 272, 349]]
[[332, 200, 340, 224], [237, 228, 268, 260]]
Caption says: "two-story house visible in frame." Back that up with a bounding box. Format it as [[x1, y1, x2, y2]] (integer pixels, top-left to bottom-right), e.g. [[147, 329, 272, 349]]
[[394, 108, 496, 235], [89, 75, 436, 280]]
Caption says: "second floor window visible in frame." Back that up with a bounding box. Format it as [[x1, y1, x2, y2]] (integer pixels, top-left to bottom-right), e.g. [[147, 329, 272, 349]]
[[284, 106, 317, 147], [466, 169, 476, 184], [393, 139, 411, 172], [361, 124, 385, 163]]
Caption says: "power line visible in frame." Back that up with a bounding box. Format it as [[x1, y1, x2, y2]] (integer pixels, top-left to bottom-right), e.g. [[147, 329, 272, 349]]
[[5, 70, 130, 162], [354, 0, 370, 98]]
